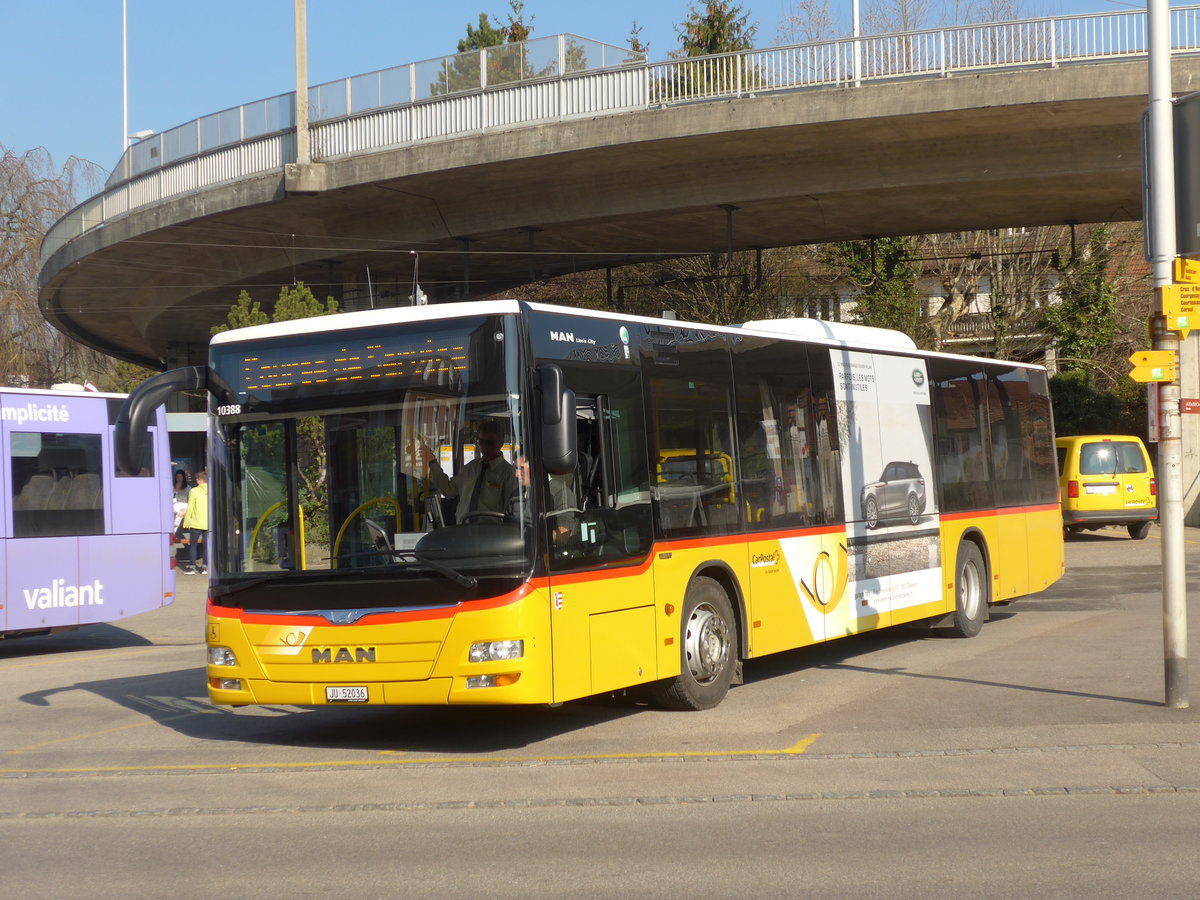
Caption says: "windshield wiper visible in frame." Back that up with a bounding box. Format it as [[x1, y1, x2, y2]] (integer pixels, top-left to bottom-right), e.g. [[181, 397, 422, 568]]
[[327, 548, 477, 590], [214, 574, 285, 598]]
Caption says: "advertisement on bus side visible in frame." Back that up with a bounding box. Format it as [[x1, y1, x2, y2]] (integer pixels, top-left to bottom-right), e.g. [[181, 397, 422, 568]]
[[831, 350, 942, 623]]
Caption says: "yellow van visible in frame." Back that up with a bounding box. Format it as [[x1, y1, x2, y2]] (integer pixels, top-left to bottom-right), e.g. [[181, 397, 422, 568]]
[[1056, 435, 1157, 540]]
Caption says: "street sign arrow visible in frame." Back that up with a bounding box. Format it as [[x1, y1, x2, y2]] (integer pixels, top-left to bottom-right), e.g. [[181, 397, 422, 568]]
[[1129, 349, 1177, 383], [1174, 257, 1200, 284], [1129, 350, 1177, 367]]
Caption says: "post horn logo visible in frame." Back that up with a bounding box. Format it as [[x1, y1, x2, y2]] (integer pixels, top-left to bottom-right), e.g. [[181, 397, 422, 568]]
[[798, 542, 849, 615]]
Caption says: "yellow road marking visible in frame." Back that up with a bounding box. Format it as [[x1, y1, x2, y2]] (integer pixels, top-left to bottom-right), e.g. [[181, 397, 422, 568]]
[[0, 732, 824, 774]]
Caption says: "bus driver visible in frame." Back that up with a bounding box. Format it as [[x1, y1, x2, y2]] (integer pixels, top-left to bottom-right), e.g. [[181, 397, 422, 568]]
[[422, 420, 516, 523]]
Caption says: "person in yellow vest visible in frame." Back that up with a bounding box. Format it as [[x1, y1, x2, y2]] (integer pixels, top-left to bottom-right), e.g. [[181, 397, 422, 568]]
[[182, 471, 209, 575]]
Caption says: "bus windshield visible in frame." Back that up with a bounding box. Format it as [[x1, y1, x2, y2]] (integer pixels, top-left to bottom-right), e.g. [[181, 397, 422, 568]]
[[207, 314, 534, 610]]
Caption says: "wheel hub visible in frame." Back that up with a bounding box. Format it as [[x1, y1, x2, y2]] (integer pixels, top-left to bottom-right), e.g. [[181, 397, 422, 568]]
[[685, 603, 729, 684]]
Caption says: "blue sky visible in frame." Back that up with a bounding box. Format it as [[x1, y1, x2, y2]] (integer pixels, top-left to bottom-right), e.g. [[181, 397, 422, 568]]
[[1, 0, 1152, 178]]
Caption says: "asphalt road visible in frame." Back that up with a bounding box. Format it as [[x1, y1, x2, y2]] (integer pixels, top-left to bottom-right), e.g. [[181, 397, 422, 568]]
[[2, 526, 1199, 898]]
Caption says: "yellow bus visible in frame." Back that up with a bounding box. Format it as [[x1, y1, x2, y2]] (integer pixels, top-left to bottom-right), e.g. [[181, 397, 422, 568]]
[[116, 301, 1063, 710]]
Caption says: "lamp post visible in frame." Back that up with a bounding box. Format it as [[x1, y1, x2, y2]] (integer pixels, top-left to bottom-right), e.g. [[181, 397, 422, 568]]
[[122, 0, 128, 156], [295, 0, 310, 166], [852, 0, 861, 87], [1147, 0, 1189, 708]]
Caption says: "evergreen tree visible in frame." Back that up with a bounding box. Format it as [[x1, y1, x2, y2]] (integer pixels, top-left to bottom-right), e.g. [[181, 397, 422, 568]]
[[1049, 370, 1124, 436], [458, 13, 506, 53], [211, 282, 337, 335], [437, 2, 537, 95], [676, 1, 757, 56]]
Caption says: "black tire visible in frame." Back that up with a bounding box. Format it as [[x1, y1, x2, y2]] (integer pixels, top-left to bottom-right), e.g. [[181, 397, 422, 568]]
[[949, 540, 988, 638], [865, 495, 880, 529], [1128, 521, 1152, 540], [907, 493, 921, 526], [650, 576, 737, 710]]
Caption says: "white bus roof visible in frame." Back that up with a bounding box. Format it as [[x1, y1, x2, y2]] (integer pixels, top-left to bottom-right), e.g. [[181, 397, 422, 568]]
[[207, 300, 1042, 369]]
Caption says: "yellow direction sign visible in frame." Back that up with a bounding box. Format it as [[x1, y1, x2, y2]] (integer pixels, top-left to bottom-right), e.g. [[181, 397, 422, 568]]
[[1175, 257, 1200, 284], [1129, 349, 1178, 383], [1159, 283, 1200, 339]]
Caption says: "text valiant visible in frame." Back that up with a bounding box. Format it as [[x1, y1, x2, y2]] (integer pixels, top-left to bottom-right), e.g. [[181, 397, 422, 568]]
[[23, 579, 105, 609]]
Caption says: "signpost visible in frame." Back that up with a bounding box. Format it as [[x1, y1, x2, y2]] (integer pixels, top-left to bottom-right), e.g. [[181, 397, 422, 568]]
[[1129, 349, 1179, 382], [1159, 283, 1200, 338], [1146, 0, 1188, 709]]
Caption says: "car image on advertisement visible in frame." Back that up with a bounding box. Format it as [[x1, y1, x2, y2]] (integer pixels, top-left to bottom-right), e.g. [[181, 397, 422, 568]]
[[861, 461, 927, 528]]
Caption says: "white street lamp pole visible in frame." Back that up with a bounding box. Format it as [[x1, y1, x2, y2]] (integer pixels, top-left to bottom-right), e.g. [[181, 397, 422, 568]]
[[122, 0, 128, 154], [852, 0, 861, 87]]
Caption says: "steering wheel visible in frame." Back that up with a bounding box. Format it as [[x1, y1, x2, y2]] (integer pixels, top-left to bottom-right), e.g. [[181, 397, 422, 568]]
[[461, 511, 508, 523]]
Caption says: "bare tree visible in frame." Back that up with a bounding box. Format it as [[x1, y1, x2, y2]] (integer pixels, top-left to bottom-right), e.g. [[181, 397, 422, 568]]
[[777, 0, 837, 44], [1, 145, 115, 387]]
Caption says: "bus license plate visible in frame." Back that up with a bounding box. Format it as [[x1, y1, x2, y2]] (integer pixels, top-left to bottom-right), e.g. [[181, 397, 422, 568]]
[[326, 686, 369, 703]]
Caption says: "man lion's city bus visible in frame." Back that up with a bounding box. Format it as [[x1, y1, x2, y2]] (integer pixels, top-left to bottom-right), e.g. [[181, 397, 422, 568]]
[[116, 301, 1063, 710], [3, 386, 174, 638]]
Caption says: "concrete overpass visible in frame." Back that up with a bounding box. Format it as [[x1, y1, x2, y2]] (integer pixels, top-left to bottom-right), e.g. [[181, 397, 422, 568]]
[[37, 10, 1200, 368]]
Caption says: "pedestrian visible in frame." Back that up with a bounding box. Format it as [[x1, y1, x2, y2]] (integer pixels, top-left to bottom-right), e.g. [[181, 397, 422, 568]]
[[171, 470, 190, 535], [182, 471, 208, 575]]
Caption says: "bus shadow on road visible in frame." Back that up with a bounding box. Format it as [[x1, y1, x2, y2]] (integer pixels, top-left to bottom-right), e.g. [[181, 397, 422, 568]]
[[739, 610, 1164, 709], [14, 665, 645, 754], [0, 623, 153, 660]]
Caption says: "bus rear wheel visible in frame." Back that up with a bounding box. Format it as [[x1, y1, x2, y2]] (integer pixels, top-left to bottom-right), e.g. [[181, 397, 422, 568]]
[[651, 576, 736, 710], [949, 540, 988, 638]]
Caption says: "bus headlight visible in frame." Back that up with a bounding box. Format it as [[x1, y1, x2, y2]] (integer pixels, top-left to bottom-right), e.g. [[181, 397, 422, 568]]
[[208, 646, 238, 666], [469, 640, 523, 663]]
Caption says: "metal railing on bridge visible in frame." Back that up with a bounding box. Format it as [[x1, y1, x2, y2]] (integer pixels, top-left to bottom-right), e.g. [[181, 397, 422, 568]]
[[41, 7, 1200, 266]]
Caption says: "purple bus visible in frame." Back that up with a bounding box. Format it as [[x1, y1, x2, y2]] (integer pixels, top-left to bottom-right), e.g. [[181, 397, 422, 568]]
[[1, 387, 174, 638]]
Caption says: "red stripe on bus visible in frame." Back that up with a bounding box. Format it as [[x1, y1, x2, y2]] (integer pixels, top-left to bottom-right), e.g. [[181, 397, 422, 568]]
[[939, 504, 1059, 522]]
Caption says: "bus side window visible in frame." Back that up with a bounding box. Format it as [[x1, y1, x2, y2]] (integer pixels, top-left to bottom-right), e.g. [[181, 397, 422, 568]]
[[10, 434, 105, 538], [731, 339, 844, 530]]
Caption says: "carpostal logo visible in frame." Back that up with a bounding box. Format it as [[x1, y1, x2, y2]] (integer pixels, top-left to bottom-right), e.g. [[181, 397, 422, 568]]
[[751, 551, 778, 568], [1, 402, 70, 426], [24, 579, 104, 609]]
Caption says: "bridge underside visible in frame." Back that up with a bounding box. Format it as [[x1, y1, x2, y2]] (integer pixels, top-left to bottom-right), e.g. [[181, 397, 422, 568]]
[[40, 58, 1200, 367]]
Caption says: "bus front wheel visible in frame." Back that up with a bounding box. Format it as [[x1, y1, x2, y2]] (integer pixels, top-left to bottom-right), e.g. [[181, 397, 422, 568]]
[[651, 576, 736, 711], [949, 540, 988, 638]]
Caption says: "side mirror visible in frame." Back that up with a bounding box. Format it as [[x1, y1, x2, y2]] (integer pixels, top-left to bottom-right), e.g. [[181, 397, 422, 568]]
[[537, 364, 576, 475], [115, 367, 209, 476]]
